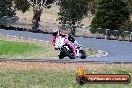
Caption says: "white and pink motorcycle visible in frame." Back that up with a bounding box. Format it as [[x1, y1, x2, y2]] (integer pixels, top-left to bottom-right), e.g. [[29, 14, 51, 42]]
[[54, 35, 87, 59]]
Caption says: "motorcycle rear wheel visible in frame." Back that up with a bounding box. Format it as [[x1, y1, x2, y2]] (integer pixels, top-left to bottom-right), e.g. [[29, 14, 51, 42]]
[[79, 50, 87, 59]]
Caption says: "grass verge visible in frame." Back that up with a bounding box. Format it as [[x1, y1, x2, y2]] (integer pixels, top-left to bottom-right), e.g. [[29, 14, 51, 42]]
[[0, 35, 58, 58], [0, 62, 131, 88]]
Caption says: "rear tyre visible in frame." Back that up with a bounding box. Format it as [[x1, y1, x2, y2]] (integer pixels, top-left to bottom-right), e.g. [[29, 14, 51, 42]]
[[79, 50, 87, 59]]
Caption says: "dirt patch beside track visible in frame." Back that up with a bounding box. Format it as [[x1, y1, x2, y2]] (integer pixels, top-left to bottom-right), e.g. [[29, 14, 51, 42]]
[[0, 61, 131, 71]]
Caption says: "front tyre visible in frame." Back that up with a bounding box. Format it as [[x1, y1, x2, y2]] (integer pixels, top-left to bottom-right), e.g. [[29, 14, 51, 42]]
[[61, 46, 75, 59], [59, 52, 65, 59]]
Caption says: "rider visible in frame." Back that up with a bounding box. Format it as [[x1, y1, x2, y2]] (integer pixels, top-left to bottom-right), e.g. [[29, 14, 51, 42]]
[[51, 27, 66, 48], [52, 27, 80, 47], [52, 27, 80, 56]]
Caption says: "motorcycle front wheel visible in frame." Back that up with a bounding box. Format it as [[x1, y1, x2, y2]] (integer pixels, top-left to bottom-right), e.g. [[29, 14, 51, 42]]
[[61, 46, 75, 59], [59, 52, 65, 59]]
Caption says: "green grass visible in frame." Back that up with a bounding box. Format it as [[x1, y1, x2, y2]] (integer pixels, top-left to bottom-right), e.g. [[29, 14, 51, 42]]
[[0, 40, 39, 57], [0, 40, 58, 58], [0, 66, 131, 88], [84, 48, 98, 55]]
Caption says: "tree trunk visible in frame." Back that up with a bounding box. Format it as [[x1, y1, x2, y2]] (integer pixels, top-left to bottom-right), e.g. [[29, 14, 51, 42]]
[[71, 20, 76, 36], [88, 0, 96, 14], [32, 8, 43, 31]]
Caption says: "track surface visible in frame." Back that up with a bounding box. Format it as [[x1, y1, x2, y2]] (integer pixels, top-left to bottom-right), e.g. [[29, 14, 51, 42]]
[[0, 29, 132, 63]]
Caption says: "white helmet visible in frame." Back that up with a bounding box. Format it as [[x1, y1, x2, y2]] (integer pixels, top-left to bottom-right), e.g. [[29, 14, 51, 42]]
[[52, 27, 59, 36], [53, 27, 59, 33]]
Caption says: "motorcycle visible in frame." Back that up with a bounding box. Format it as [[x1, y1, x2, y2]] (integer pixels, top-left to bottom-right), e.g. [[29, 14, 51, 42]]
[[54, 35, 87, 59]]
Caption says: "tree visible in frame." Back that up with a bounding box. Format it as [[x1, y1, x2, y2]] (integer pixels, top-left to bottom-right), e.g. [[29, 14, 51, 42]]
[[13, 0, 55, 31], [14, 0, 30, 13], [90, 0, 129, 31], [128, 0, 132, 13], [0, 0, 16, 26], [119, 20, 132, 32], [58, 0, 89, 36], [0, 0, 16, 19]]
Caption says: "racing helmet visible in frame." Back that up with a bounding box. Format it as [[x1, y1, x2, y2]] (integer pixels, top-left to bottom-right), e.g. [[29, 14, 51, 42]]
[[52, 27, 59, 36]]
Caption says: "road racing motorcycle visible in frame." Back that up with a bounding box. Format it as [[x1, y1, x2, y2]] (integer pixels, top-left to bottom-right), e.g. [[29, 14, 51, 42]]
[[54, 35, 87, 59]]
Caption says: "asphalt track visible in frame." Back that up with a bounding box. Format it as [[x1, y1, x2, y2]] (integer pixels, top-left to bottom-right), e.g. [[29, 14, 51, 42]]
[[0, 29, 132, 63]]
